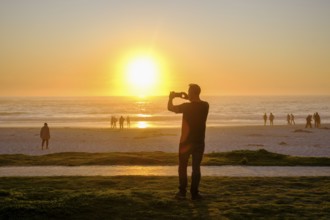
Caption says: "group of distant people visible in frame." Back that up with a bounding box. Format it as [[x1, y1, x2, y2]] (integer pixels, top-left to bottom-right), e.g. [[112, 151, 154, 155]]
[[39, 115, 132, 150], [286, 114, 295, 125], [111, 115, 130, 129], [306, 112, 321, 128], [263, 113, 275, 126], [263, 112, 322, 128]]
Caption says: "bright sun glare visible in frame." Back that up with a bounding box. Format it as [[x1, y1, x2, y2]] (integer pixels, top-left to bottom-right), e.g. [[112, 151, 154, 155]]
[[137, 121, 148, 128], [125, 56, 160, 97]]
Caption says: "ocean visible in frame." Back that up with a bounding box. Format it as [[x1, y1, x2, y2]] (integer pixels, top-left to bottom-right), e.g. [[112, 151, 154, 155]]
[[0, 96, 329, 128]]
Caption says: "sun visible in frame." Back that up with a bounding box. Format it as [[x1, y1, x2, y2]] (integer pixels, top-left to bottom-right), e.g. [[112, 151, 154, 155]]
[[112, 50, 170, 97], [127, 57, 158, 87], [125, 56, 160, 97]]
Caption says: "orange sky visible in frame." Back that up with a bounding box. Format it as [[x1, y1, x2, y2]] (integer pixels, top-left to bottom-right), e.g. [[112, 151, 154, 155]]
[[1, 1, 329, 96]]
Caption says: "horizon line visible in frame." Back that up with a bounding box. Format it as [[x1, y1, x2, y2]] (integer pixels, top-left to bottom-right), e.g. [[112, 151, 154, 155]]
[[1, 94, 330, 98]]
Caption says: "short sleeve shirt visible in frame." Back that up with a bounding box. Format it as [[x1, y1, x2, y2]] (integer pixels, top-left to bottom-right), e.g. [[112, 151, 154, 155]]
[[173, 101, 209, 145]]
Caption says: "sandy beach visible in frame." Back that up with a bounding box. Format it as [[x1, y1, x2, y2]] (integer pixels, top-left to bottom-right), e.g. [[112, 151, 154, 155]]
[[0, 125, 329, 157]]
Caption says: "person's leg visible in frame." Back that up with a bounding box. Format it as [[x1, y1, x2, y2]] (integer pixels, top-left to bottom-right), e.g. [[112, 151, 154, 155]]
[[46, 139, 49, 149], [190, 144, 205, 197], [42, 139, 45, 150], [178, 144, 191, 195]]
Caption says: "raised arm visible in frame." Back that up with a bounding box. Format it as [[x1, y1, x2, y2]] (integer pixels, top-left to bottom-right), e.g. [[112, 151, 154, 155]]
[[167, 92, 176, 112], [168, 92, 188, 113]]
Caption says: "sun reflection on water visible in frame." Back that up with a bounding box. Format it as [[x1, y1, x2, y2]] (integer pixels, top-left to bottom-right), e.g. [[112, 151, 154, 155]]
[[137, 121, 148, 128], [117, 166, 175, 176], [136, 114, 151, 118]]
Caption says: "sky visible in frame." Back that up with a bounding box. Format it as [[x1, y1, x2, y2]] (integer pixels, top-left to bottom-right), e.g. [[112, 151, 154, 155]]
[[1, 0, 330, 96]]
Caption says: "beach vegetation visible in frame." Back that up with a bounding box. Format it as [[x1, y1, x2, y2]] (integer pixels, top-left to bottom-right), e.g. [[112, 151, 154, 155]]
[[0, 176, 329, 219], [1, 149, 330, 166]]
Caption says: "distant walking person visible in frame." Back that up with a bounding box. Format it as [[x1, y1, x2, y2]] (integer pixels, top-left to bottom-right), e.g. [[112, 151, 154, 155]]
[[287, 114, 291, 125], [40, 123, 50, 150], [263, 113, 267, 126], [269, 113, 274, 126], [126, 116, 131, 128], [168, 84, 209, 200], [110, 116, 114, 128], [119, 116, 125, 129], [313, 113, 317, 128], [315, 112, 321, 128], [306, 115, 313, 128], [113, 116, 118, 128], [290, 114, 295, 125]]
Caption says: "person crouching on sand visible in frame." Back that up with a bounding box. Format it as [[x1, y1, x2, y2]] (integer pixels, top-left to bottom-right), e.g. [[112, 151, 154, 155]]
[[40, 123, 50, 150]]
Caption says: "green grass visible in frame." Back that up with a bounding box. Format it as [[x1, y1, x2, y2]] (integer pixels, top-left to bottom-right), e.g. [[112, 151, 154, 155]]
[[206, 149, 330, 166], [1, 149, 330, 166], [0, 176, 329, 219]]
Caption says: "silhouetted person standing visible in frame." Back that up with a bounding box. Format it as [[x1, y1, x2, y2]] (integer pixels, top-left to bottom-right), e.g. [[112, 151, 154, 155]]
[[113, 117, 118, 128], [315, 112, 321, 128], [119, 116, 125, 129], [313, 113, 317, 128], [306, 115, 313, 128], [110, 116, 114, 128], [263, 113, 267, 126], [168, 84, 209, 200], [126, 116, 130, 128], [287, 114, 291, 125], [290, 114, 295, 125], [40, 123, 50, 150], [269, 113, 274, 126]]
